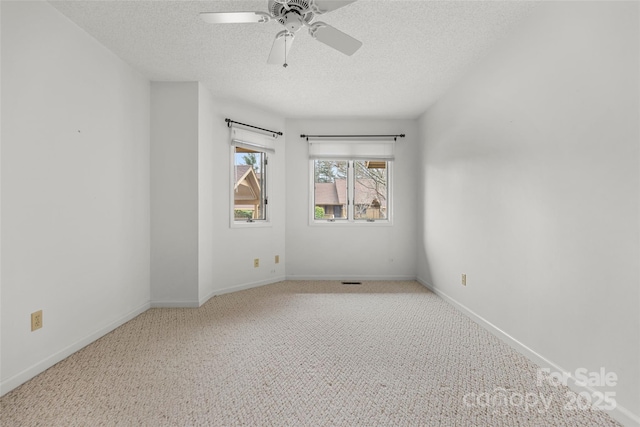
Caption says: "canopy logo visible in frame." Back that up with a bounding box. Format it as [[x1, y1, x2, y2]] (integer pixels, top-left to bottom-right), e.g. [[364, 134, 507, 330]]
[[462, 387, 553, 415], [462, 367, 618, 416]]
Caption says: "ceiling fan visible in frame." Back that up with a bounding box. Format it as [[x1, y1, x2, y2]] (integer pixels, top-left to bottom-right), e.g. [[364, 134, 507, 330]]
[[200, 0, 362, 67]]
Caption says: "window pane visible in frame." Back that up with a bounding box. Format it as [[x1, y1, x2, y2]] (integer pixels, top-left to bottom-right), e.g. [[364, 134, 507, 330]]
[[234, 147, 266, 221], [354, 161, 387, 220], [314, 160, 348, 220]]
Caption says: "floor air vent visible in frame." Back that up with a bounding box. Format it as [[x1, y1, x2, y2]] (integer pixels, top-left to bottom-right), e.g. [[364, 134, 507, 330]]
[[341, 281, 362, 285]]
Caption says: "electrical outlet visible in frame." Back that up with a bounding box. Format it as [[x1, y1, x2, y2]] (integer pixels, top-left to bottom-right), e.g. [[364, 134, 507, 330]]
[[254, 258, 260, 268], [275, 255, 280, 264], [31, 310, 43, 331], [461, 274, 467, 286]]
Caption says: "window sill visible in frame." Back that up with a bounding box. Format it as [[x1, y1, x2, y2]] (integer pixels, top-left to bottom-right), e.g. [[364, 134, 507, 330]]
[[309, 220, 393, 227]]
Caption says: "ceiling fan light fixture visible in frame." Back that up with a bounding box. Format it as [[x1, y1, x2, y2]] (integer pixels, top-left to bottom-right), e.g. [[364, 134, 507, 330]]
[[282, 11, 304, 33]]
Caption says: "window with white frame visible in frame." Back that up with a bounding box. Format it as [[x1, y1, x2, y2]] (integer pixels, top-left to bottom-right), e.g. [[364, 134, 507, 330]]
[[230, 126, 275, 224], [309, 137, 394, 223]]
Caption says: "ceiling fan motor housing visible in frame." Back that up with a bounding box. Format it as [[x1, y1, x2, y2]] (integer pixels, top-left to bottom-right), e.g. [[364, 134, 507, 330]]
[[269, 0, 315, 32]]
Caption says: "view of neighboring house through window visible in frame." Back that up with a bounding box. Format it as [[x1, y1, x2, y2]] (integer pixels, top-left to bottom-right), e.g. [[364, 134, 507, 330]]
[[314, 160, 348, 220], [313, 160, 389, 222], [234, 147, 266, 221], [354, 160, 388, 220]]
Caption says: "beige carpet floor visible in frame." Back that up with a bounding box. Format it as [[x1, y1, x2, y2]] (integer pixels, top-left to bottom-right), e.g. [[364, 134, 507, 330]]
[[0, 280, 621, 426]]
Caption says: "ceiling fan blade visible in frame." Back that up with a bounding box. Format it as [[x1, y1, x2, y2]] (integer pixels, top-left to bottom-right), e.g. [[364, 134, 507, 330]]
[[199, 11, 270, 24], [310, 23, 362, 56], [311, 0, 357, 14], [267, 31, 295, 65]]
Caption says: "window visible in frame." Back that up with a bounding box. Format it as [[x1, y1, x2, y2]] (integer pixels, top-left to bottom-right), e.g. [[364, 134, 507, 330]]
[[314, 160, 348, 220], [230, 126, 275, 225], [313, 160, 390, 222], [308, 136, 394, 224], [354, 160, 388, 220], [233, 146, 267, 221]]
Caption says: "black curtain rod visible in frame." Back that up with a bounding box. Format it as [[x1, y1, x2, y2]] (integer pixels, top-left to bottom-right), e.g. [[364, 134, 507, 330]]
[[226, 118, 283, 136], [300, 134, 405, 141]]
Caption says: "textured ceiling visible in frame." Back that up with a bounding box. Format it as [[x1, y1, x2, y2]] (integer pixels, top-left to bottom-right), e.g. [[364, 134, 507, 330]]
[[50, 0, 538, 118]]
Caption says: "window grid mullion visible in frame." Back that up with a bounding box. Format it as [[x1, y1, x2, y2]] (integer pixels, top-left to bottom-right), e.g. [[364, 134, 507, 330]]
[[348, 161, 354, 221]]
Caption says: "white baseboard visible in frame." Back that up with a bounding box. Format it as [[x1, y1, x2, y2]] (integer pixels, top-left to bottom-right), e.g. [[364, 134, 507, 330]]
[[285, 274, 417, 281], [0, 301, 150, 397], [416, 277, 640, 427], [198, 275, 287, 306], [153, 275, 416, 307]]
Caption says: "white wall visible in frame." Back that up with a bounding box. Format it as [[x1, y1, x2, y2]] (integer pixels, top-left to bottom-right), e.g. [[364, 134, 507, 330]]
[[0, 0, 4, 381], [150, 82, 199, 306], [417, 2, 639, 424], [1, 1, 150, 394], [285, 118, 418, 280], [151, 86, 286, 305], [204, 97, 287, 299], [198, 84, 215, 303]]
